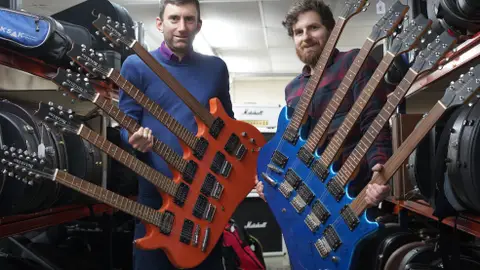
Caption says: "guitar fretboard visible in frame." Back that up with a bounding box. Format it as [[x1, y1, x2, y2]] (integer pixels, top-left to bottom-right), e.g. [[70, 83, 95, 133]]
[[94, 95, 188, 173], [316, 52, 396, 170], [78, 125, 179, 196], [285, 18, 346, 138], [336, 70, 418, 186], [109, 70, 199, 150], [55, 169, 163, 226], [303, 38, 376, 153]]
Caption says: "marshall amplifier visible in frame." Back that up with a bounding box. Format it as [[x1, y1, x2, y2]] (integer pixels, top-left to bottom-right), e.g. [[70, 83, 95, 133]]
[[231, 191, 286, 256]]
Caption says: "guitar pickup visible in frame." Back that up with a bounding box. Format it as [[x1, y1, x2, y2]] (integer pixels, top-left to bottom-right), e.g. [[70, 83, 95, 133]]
[[284, 169, 301, 189], [174, 183, 189, 207], [210, 152, 232, 178], [193, 224, 201, 246], [305, 213, 321, 232], [193, 137, 208, 160], [324, 225, 341, 251], [340, 205, 360, 231], [182, 160, 197, 184], [271, 151, 288, 168], [311, 200, 330, 224], [297, 182, 314, 205], [311, 160, 329, 181], [201, 227, 211, 252], [159, 211, 175, 235], [209, 117, 225, 139], [297, 146, 314, 167], [193, 195, 208, 219], [180, 219, 194, 244], [267, 164, 284, 174], [314, 237, 331, 258], [225, 134, 247, 160], [200, 173, 216, 197], [203, 203, 216, 222], [291, 195, 307, 213], [282, 127, 298, 145], [326, 179, 345, 202], [278, 182, 294, 198]]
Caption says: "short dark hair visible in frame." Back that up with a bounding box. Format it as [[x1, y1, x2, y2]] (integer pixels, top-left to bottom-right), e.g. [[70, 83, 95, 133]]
[[282, 0, 335, 37], [159, 0, 201, 20]]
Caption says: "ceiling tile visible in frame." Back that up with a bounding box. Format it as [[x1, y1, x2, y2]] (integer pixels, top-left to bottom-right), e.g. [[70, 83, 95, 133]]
[[268, 48, 304, 73], [219, 49, 272, 73], [266, 27, 292, 48]]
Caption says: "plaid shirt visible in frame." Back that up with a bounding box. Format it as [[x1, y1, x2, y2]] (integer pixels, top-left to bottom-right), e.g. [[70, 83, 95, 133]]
[[285, 48, 393, 195]]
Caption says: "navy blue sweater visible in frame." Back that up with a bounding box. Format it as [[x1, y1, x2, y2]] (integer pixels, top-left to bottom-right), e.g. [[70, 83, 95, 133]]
[[119, 49, 234, 208]]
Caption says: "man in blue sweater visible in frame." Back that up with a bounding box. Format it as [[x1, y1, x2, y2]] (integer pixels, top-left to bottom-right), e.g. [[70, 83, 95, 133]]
[[119, 0, 234, 269]]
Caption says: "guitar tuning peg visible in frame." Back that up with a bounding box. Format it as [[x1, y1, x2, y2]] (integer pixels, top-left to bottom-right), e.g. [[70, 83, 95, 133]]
[[1, 145, 8, 151], [362, 7, 367, 12], [109, 43, 115, 48], [95, 31, 100, 36], [70, 61, 75, 67], [81, 44, 86, 48], [102, 37, 107, 42], [1, 169, 6, 175], [35, 174, 40, 179], [9, 147, 16, 153], [69, 114, 74, 120], [438, 65, 443, 70], [39, 159, 45, 165], [365, 1, 370, 7], [8, 172, 14, 177], [70, 87, 75, 92], [67, 109, 73, 114], [78, 67, 82, 72], [421, 38, 425, 43]]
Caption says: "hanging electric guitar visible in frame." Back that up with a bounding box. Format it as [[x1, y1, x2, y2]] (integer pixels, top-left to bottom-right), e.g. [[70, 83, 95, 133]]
[[256, 13, 428, 270], [34, 101, 233, 268], [89, 12, 266, 184], [316, 62, 480, 270], [0, 145, 205, 268]]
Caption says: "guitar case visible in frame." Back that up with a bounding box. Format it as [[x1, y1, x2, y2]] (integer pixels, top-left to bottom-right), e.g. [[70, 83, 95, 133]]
[[447, 99, 480, 213], [51, 0, 135, 63]]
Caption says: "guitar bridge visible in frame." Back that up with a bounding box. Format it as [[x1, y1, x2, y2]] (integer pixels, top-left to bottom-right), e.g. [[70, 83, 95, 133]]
[[210, 152, 232, 178], [284, 169, 301, 189], [193, 224, 201, 246], [314, 237, 331, 258], [305, 213, 321, 232], [267, 164, 284, 174], [282, 127, 298, 145], [180, 219, 194, 244], [290, 195, 307, 213], [193, 137, 208, 160], [340, 205, 359, 231], [174, 183, 189, 207], [311, 160, 329, 181], [278, 182, 294, 198], [311, 200, 330, 224], [271, 151, 288, 168], [204, 203, 216, 222], [297, 146, 314, 167], [182, 160, 197, 184], [209, 117, 225, 139], [201, 227, 210, 252], [326, 179, 345, 202]]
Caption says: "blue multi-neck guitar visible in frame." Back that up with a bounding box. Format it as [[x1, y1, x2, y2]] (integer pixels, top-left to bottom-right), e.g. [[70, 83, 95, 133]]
[[258, 3, 434, 269]]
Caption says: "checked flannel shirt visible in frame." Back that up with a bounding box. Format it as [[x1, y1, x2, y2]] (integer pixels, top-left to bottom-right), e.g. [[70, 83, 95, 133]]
[[285, 48, 393, 195]]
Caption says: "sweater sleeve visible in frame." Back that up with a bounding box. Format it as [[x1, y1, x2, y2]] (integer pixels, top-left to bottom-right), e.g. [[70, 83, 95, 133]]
[[217, 60, 235, 119], [119, 56, 144, 146]]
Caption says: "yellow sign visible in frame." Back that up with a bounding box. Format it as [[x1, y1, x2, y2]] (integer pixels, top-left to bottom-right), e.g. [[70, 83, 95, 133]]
[[242, 120, 269, 126]]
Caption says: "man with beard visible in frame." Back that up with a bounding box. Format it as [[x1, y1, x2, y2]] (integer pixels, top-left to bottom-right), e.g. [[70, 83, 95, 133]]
[[255, 0, 392, 207], [118, 0, 233, 269]]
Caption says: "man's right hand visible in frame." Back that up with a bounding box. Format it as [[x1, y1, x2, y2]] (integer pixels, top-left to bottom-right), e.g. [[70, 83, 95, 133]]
[[129, 127, 154, 153], [255, 176, 266, 201]]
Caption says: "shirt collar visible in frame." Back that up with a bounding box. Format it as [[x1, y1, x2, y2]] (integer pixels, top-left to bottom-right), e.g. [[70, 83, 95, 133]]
[[158, 41, 194, 62], [301, 48, 339, 76]]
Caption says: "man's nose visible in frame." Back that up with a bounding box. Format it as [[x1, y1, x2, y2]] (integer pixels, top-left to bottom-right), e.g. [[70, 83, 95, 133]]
[[178, 18, 187, 32]]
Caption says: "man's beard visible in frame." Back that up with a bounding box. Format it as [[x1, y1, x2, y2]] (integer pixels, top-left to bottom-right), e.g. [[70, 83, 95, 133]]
[[296, 46, 322, 67]]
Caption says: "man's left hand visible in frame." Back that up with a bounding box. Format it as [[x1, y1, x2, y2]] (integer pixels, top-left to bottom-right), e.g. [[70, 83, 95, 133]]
[[365, 164, 391, 207]]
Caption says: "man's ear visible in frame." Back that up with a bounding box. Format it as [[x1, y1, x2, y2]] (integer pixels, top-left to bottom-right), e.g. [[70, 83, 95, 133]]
[[156, 17, 163, 33], [195, 19, 203, 34]]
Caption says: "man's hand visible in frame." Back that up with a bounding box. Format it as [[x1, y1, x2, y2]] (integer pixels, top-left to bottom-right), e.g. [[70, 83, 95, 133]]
[[365, 164, 391, 207], [129, 127, 153, 153], [255, 176, 266, 201]]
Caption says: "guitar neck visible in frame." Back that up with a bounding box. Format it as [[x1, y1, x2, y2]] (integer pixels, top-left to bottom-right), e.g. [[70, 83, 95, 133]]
[[77, 125, 179, 197], [303, 38, 377, 153], [336, 70, 418, 186], [108, 69, 199, 150], [93, 95, 188, 174], [131, 42, 216, 127], [283, 18, 347, 140], [317, 52, 396, 169], [351, 101, 447, 215], [54, 169, 161, 225]]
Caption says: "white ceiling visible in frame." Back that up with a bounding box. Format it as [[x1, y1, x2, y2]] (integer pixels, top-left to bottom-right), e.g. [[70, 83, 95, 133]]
[[19, 0, 399, 77]]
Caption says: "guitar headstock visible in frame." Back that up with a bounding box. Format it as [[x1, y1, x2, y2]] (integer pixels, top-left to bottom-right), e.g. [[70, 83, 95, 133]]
[[66, 43, 111, 79], [92, 13, 135, 50], [411, 31, 456, 74], [441, 64, 480, 108], [34, 102, 81, 135], [52, 68, 97, 102], [341, 0, 369, 20], [369, 0, 409, 41], [0, 145, 51, 185], [389, 14, 432, 55]]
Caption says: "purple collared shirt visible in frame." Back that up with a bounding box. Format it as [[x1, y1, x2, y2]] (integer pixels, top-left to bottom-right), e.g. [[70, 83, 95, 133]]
[[158, 41, 193, 62]]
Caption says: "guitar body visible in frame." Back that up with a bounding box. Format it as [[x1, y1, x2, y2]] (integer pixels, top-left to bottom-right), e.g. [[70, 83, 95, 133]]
[[135, 97, 265, 268]]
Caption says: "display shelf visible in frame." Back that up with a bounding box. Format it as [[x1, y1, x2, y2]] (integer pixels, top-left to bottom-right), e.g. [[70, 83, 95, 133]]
[[386, 197, 480, 238], [0, 203, 114, 239]]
